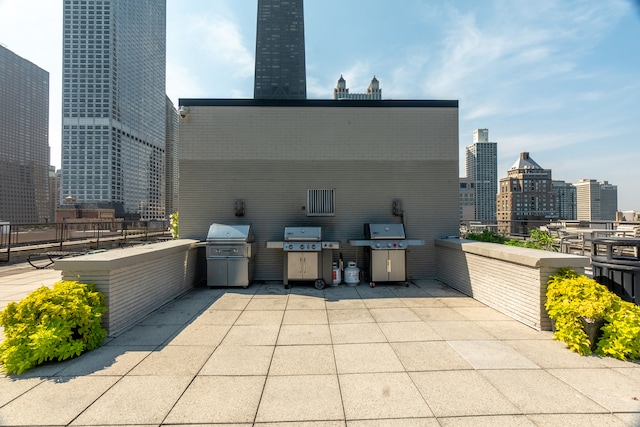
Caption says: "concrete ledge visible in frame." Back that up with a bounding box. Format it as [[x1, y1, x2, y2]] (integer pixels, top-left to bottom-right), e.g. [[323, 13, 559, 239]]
[[435, 238, 591, 331], [55, 239, 200, 336]]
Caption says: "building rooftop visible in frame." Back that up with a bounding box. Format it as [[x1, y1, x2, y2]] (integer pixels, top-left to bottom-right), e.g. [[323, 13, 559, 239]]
[[0, 263, 638, 425], [510, 152, 544, 170]]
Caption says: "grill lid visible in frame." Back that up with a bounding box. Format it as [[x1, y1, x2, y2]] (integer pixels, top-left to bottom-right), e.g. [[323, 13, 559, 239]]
[[365, 223, 406, 240], [206, 223, 253, 242], [284, 226, 322, 241]]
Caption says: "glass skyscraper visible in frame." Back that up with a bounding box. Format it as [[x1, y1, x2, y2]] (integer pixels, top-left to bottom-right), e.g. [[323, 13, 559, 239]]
[[0, 46, 50, 223], [254, 0, 307, 99], [61, 0, 166, 219]]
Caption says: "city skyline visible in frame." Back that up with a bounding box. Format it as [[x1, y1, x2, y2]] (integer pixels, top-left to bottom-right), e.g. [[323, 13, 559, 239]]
[[1, 0, 639, 209]]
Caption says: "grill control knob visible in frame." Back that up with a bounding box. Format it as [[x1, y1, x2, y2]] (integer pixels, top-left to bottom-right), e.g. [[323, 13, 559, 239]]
[[311, 244, 316, 250], [399, 242, 404, 248], [375, 243, 381, 248], [387, 242, 392, 248], [300, 244, 304, 250], [288, 244, 293, 250]]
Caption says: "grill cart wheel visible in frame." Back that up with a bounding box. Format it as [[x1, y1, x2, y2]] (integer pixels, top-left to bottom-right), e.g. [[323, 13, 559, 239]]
[[314, 279, 326, 290], [370, 282, 376, 288]]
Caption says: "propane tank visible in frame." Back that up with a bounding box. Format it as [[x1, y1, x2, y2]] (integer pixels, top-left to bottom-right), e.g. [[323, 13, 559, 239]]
[[332, 262, 342, 286], [344, 261, 360, 285]]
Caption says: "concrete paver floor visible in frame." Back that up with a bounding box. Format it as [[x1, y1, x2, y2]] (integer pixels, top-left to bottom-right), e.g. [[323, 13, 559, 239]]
[[0, 263, 639, 426]]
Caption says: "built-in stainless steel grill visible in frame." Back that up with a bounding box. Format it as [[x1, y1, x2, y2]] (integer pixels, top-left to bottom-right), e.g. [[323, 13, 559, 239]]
[[206, 223, 255, 288], [267, 226, 340, 289], [349, 223, 424, 287]]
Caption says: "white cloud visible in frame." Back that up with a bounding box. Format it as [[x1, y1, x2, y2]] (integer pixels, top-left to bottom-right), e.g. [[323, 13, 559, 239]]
[[189, 13, 254, 79], [166, 61, 205, 105]]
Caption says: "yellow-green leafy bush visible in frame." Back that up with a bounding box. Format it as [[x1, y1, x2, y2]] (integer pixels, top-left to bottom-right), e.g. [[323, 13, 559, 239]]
[[0, 280, 107, 374], [545, 268, 640, 360], [169, 211, 178, 239], [597, 300, 640, 360]]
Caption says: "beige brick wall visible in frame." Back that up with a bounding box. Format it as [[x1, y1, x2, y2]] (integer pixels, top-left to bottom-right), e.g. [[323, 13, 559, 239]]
[[180, 104, 458, 162], [58, 240, 199, 335], [178, 101, 459, 281], [435, 239, 590, 330]]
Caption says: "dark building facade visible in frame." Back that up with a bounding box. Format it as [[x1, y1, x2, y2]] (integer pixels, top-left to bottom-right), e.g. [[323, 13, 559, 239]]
[[254, 0, 307, 99], [0, 46, 50, 223]]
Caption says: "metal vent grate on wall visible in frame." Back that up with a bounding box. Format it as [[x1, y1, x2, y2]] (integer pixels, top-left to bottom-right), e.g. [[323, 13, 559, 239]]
[[307, 189, 336, 216]]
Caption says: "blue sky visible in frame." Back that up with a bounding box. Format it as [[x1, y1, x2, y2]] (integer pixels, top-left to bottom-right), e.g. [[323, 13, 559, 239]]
[[1, 0, 639, 209]]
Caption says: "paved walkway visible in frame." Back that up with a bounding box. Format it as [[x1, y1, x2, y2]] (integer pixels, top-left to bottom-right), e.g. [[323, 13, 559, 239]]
[[0, 263, 639, 426]]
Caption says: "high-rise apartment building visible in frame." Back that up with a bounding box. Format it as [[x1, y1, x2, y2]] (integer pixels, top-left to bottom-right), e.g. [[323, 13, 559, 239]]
[[0, 45, 50, 223], [497, 152, 554, 235], [459, 177, 475, 221], [254, 0, 307, 99], [333, 76, 382, 100], [600, 181, 618, 221], [551, 180, 576, 220], [61, 0, 167, 219], [465, 129, 497, 222], [574, 178, 618, 221], [165, 96, 179, 217], [48, 166, 61, 223]]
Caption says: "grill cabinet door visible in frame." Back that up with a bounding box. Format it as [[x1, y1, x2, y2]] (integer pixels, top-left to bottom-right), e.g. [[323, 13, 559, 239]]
[[387, 250, 405, 282], [227, 258, 250, 287], [287, 252, 318, 279], [207, 258, 228, 286], [371, 250, 390, 282]]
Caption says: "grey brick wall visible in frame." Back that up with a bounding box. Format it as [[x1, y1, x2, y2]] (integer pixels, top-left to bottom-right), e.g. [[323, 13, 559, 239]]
[[179, 101, 459, 280]]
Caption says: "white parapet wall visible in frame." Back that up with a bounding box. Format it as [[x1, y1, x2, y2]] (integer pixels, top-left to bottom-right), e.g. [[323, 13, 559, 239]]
[[435, 238, 591, 331], [55, 239, 200, 336]]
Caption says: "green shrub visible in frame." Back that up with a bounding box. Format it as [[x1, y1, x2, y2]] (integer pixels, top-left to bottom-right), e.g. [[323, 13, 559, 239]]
[[466, 230, 507, 244], [597, 301, 640, 360], [467, 228, 556, 251], [169, 211, 179, 239], [545, 268, 640, 360], [0, 280, 107, 375]]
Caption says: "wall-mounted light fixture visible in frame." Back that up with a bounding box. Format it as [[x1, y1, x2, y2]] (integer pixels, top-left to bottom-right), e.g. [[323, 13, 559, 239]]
[[235, 200, 245, 217], [392, 199, 404, 216]]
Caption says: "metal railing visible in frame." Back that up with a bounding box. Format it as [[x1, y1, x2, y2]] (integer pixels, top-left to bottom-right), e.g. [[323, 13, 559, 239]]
[[0, 220, 170, 263]]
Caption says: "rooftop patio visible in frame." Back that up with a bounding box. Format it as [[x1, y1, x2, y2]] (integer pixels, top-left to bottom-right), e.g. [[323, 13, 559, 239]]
[[0, 263, 638, 426]]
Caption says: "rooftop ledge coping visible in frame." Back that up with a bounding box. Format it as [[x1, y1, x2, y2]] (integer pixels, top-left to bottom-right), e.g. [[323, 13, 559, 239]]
[[54, 239, 200, 271], [435, 238, 591, 269]]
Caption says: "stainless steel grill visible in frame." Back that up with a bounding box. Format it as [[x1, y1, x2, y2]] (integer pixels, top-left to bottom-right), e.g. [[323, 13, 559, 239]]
[[267, 226, 340, 289], [349, 223, 424, 287], [206, 223, 255, 288]]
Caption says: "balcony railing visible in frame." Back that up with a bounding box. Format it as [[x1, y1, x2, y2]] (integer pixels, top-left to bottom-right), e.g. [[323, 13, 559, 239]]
[[0, 220, 170, 263]]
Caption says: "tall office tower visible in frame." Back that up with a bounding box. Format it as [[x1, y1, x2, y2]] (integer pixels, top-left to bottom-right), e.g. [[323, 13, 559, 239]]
[[600, 181, 618, 221], [333, 76, 382, 100], [459, 177, 475, 221], [551, 180, 576, 220], [497, 152, 554, 235], [254, 0, 307, 99], [48, 166, 61, 223], [61, 0, 166, 219], [574, 179, 600, 221], [574, 179, 618, 221], [0, 46, 50, 223], [165, 96, 179, 218], [465, 129, 497, 223]]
